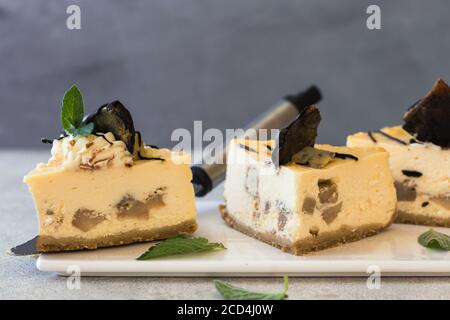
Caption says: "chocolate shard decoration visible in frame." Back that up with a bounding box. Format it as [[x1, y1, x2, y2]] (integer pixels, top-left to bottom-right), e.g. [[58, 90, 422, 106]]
[[403, 78, 450, 148], [272, 105, 321, 166], [83, 100, 136, 153]]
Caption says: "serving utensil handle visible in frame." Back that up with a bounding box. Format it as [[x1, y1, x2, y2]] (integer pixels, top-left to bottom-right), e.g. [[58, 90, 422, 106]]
[[191, 86, 322, 197]]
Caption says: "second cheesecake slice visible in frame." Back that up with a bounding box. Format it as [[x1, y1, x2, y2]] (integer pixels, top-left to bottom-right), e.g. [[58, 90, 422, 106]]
[[222, 105, 396, 255]]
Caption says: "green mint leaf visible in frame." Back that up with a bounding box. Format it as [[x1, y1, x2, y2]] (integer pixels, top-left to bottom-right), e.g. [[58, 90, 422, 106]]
[[72, 122, 94, 137], [418, 229, 450, 251], [136, 235, 226, 260], [62, 117, 75, 134], [214, 275, 289, 300], [61, 84, 85, 135]]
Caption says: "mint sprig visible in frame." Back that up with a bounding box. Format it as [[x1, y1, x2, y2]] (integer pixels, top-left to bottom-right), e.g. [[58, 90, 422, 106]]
[[418, 229, 450, 251], [136, 235, 226, 260], [214, 275, 289, 300], [61, 84, 93, 137]]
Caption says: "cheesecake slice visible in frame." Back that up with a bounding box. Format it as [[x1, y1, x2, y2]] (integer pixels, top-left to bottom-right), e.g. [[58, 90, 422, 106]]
[[222, 105, 396, 255], [347, 79, 450, 227], [24, 87, 196, 252]]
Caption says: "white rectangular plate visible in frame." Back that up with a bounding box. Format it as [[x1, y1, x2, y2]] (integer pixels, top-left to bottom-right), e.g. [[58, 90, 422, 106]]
[[37, 201, 450, 276]]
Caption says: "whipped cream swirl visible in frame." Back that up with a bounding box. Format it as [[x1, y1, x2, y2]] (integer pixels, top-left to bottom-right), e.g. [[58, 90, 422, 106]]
[[47, 132, 134, 170]]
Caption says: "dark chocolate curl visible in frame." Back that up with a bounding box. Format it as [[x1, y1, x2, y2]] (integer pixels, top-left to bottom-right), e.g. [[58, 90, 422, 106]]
[[403, 79, 450, 148], [83, 100, 136, 153], [272, 105, 321, 166]]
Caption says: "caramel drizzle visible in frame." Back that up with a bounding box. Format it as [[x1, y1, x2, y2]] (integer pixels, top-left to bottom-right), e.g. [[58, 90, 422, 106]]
[[138, 151, 165, 161], [136, 131, 142, 148], [41, 135, 66, 144], [41, 138, 53, 144], [238, 144, 258, 153], [375, 130, 408, 145], [367, 131, 377, 143], [334, 152, 358, 161]]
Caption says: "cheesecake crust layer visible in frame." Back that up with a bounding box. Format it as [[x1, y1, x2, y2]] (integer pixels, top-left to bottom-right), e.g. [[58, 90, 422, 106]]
[[220, 205, 394, 255], [396, 210, 450, 228], [37, 219, 197, 252]]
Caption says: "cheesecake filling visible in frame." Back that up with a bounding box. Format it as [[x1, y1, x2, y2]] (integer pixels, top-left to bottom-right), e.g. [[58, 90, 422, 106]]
[[40, 186, 169, 239], [224, 139, 396, 254]]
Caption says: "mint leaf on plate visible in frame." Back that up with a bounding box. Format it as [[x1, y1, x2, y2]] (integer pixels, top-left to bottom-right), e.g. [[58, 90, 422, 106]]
[[61, 84, 93, 137], [136, 235, 226, 260], [418, 229, 450, 251], [214, 275, 289, 300]]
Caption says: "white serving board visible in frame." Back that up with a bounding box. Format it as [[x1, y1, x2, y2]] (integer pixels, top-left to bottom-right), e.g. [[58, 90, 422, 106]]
[[37, 201, 450, 277]]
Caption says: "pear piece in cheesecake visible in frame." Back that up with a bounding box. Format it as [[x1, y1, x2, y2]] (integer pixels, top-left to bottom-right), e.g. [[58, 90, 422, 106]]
[[347, 79, 450, 227], [24, 86, 196, 252], [222, 105, 397, 255]]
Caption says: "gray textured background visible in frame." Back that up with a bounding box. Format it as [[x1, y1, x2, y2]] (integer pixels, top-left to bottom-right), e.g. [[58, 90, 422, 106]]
[[1, 0, 449, 148]]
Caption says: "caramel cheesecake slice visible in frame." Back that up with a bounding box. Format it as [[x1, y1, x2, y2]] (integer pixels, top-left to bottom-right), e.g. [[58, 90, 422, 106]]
[[24, 86, 196, 252], [347, 79, 450, 227], [222, 105, 396, 255]]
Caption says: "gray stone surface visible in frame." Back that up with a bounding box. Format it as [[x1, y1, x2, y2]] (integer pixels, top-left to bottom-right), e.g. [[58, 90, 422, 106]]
[[1, 0, 450, 149], [1, 150, 450, 300]]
